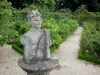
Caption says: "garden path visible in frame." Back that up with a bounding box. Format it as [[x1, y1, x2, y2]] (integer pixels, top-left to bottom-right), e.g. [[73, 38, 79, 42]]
[[0, 45, 26, 75], [51, 27, 100, 75], [0, 27, 100, 75]]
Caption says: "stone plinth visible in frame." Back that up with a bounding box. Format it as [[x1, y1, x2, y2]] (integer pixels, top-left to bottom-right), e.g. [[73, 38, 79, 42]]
[[18, 59, 59, 75]]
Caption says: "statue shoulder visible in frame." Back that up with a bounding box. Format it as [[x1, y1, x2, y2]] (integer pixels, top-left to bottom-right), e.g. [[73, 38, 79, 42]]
[[21, 33, 29, 39], [20, 33, 28, 44]]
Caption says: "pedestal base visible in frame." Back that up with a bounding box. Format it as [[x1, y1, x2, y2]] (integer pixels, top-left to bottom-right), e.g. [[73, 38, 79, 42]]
[[18, 59, 59, 75]]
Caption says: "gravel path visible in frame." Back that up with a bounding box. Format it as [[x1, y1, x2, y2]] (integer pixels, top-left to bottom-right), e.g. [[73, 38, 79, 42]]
[[0, 27, 100, 75], [51, 27, 100, 75], [0, 45, 26, 75]]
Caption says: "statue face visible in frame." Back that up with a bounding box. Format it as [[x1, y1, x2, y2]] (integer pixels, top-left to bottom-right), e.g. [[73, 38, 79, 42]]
[[27, 11, 41, 28]]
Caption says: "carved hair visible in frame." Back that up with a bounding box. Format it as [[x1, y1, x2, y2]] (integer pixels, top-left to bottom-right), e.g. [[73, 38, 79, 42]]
[[27, 10, 41, 19]]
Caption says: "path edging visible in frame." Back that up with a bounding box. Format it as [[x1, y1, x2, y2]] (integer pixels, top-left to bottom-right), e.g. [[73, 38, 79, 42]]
[[78, 48, 100, 64]]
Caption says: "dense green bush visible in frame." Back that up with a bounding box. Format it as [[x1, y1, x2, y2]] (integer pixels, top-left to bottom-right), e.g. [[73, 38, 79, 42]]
[[81, 20, 100, 58], [0, 1, 20, 45], [42, 17, 78, 49]]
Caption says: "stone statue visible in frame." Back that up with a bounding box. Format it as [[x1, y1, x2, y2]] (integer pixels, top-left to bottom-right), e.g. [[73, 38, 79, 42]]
[[18, 10, 59, 75], [20, 10, 51, 64]]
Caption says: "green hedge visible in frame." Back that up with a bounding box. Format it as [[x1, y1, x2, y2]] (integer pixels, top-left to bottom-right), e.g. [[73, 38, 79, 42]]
[[12, 44, 24, 54], [78, 48, 100, 64]]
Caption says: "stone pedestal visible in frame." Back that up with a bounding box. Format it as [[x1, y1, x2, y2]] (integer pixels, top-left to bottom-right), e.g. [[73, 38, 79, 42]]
[[18, 59, 59, 75]]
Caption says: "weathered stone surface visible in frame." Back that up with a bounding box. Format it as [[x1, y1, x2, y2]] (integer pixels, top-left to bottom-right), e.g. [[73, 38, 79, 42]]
[[20, 10, 51, 64]]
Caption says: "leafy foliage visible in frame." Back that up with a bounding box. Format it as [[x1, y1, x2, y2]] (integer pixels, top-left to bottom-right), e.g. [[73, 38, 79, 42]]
[[42, 15, 78, 49], [0, 1, 19, 45], [81, 20, 100, 58]]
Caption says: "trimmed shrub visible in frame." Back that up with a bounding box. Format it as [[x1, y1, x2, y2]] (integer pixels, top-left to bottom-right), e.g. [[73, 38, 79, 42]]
[[12, 44, 24, 54], [78, 48, 100, 64]]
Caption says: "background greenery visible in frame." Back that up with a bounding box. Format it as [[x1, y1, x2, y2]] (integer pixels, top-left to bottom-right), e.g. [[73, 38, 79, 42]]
[[8, 0, 100, 12], [0, 0, 100, 63]]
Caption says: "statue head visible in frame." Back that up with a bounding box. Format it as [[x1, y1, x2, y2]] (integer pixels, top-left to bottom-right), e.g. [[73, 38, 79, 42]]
[[27, 10, 41, 28]]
